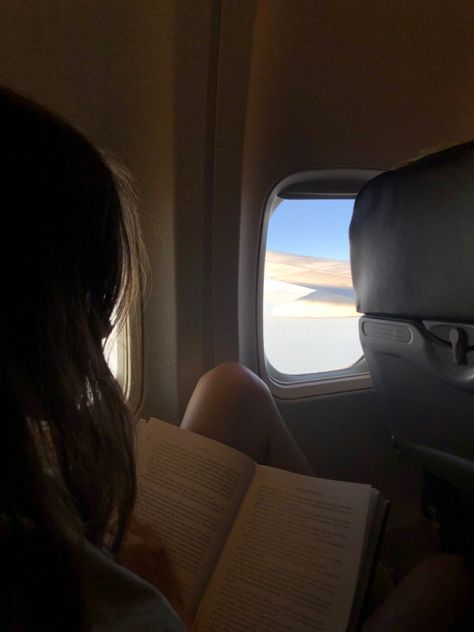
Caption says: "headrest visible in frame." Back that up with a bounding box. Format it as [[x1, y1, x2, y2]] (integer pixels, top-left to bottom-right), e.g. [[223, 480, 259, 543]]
[[350, 141, 474, 321]]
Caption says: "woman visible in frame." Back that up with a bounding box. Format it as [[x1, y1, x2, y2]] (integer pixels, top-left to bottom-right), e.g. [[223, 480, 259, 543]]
[[0, 84, 148, 630], [0, 87, 314, 631]]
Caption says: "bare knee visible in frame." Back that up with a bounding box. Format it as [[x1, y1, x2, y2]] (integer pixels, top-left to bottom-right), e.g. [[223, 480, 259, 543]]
[[362, 554, 474, 632], [181, 362, 277, 459], [185, 362, 276, 433], [182, 362, 313, 472], [195, 362, 271, 404]]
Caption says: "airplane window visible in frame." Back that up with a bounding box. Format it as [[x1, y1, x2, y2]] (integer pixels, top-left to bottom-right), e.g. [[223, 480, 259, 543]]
[[105, 336, 119, 378], [263, 198, 362, 375], [104, 322, 132, 399]]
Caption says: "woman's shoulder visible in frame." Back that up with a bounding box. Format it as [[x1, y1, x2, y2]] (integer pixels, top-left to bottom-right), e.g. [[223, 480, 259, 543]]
[[81, 541, 187, 632]]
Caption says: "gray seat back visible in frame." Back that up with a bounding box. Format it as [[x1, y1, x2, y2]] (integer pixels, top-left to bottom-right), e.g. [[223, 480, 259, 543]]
[[350, 141, 474, 486]]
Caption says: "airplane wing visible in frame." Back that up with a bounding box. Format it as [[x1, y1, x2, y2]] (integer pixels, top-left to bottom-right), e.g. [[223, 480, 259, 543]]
[[264, 250, 353, 290], [264, 251, 358, 317]]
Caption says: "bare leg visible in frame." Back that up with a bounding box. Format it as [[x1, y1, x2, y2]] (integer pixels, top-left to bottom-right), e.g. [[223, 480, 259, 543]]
[[362, 554, 474, 631], [181, 362, 313, 476]]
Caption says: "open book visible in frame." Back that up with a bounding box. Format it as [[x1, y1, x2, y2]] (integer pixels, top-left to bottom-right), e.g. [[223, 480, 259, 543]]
[[135, 418, 388, 632]]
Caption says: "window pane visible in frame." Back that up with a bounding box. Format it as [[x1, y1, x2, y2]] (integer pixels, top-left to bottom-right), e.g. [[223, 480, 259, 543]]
[[105, 338, 119, 377], [263, 198, 362, 375]]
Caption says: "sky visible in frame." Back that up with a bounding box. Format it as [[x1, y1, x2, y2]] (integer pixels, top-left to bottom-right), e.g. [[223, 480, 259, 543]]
[[266, 198, 354, 261]]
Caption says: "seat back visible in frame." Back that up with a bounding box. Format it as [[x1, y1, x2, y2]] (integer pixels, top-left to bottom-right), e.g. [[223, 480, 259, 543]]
[[350, 141, 474, 485]]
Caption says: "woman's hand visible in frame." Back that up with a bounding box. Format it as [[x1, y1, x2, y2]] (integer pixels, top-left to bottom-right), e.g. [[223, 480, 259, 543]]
[[116, 517, 194, 630]]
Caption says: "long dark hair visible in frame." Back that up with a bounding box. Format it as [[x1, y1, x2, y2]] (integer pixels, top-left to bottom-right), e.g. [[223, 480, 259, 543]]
[[0, 87, 144, 629]]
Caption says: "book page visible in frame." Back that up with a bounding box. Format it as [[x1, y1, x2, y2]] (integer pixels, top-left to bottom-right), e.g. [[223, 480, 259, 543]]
[[196, 465, 372, 632], [134, 419, 255, 614]]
